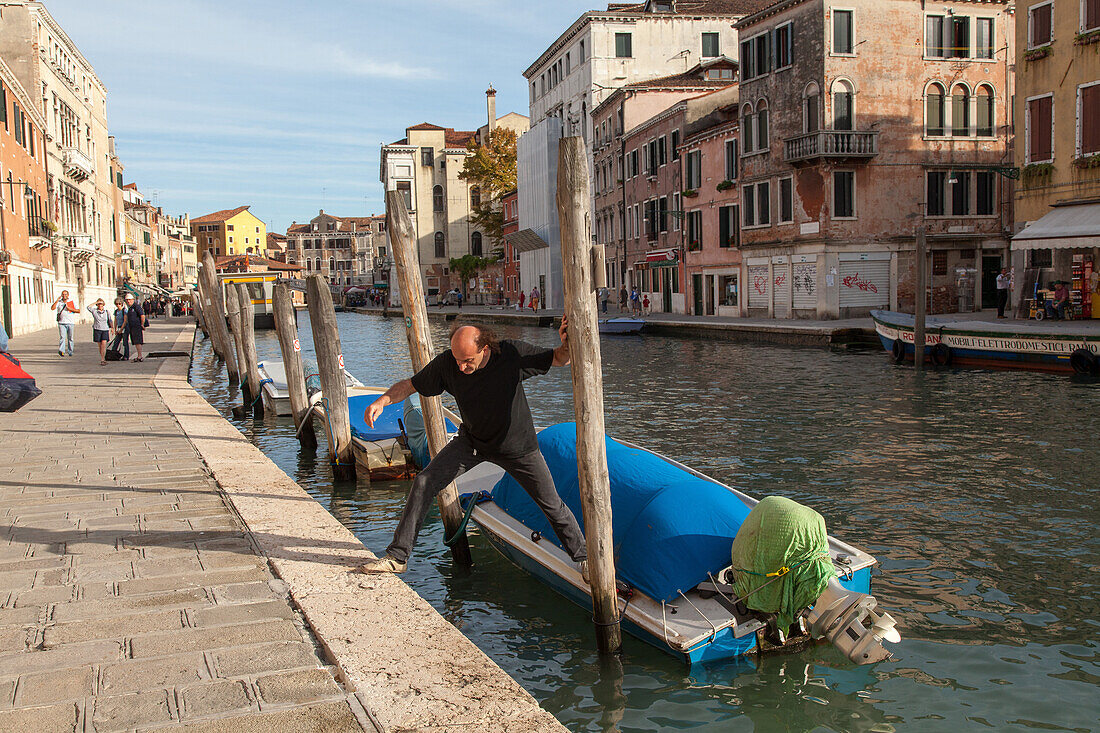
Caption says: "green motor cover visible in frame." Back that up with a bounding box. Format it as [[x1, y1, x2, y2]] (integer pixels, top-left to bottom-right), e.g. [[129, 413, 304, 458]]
[[730, 495, 834, 635]]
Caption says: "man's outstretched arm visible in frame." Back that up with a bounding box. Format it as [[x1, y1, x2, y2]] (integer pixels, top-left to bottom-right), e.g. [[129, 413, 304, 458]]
[[365, 379, 416, 427]]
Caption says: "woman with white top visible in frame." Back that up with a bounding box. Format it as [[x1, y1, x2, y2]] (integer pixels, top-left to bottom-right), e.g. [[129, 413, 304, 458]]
[[86, 298, 115, 366]]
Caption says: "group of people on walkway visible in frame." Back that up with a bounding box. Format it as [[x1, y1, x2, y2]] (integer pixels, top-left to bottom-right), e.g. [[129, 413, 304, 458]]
[[52, 291, 149, 364]]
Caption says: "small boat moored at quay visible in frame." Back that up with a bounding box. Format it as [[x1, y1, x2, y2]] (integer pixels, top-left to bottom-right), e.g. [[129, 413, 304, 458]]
[[599, 317, 645, 335], [256, 360, 364, 416], [872, 309, 1100, 374], [454, 423, 900, 665]]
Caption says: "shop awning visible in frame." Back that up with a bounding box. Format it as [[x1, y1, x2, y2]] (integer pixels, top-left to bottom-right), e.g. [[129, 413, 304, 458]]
[[646, 249, 678, 263], [505, 229, 548, 253], [1013, 202, 1100, 250]]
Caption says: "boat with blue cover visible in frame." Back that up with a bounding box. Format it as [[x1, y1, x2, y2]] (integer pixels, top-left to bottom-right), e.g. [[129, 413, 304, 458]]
[[599, 317, 645, 335], [872, 309, 1100, 374], [453, 423, 900, 665]]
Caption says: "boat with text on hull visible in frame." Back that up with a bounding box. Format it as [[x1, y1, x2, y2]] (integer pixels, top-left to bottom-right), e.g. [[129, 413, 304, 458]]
[[453, 423, 899, 665], [871, 309, 1100, 374]]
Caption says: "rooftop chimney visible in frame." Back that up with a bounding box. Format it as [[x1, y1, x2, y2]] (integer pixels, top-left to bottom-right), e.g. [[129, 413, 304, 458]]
[[486, 84, 497, 137]]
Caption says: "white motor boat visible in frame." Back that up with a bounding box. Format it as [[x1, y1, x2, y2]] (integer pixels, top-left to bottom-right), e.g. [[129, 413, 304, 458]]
[[256, 360, 363, 416]]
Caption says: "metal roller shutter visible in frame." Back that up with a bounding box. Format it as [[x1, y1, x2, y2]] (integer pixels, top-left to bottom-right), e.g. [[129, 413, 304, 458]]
[[792, 262, 818, 310], [838, 256, 890, 308], [747, 264, 769, 308], [773, 267, 790, 317]]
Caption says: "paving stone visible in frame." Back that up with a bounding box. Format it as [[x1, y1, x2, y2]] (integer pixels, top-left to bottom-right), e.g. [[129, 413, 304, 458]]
[[192, 600, 295, 628], [0, 570, 38, 591], [15, 667, 94, 705], [196, 550, 262, 571], [255, 668, 342, 706], [0, 701, 81, 732], [132, 555, 203, 578], [13, 584, 73, 607], [118, 567, 267, 596], [0, 677, 14, 708], [43, 608, 184, 647], [91, 688, 173, 731], [0, 607, 38, 628], [130, 619, 301, 658], [209, 582, 276, 604], [179, 680, 252, 720], [99, 653, 209, 694], [0, 639, 122, 675], [173, 701, 362, 733], [211, 642, 321, 678], [0, 627, 31, 652], [52, 588, 208, 622]]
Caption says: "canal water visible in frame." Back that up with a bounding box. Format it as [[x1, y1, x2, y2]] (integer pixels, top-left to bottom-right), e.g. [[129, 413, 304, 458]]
[[188, 312, 1099, 732]]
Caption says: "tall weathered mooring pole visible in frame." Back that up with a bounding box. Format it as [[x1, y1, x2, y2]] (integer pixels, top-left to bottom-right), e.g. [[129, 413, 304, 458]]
[[556, 135, 622, 654], [273, 282, 316, 447], [385, 190, 472, 567], [305, 275, 355, 479], [199, 252, 239, 383], [192, 292, 208, 339], [914, 226, 927, 372], [236, 283, 263, 414], [224, 284, 249, 396]]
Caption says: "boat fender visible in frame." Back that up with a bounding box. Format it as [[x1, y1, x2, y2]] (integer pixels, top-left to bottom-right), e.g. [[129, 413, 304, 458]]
[[890, 338, 906, 363], [930, 343, 952, 367], [1070, 348, 1098, 376]]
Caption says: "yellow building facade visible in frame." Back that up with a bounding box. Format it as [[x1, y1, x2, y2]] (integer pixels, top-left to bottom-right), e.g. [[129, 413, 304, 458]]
[[1012, 0, 1100, 316], [190, 206, 267, 261]]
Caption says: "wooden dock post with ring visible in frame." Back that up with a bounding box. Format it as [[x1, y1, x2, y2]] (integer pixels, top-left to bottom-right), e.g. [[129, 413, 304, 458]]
[[305, 274, 356, 480], [199, 251, 239, 383], [236, 283, 264, 416], [385, 190, 472, 567], [557, 135, 622, 654], [272, 282, 316, 447]]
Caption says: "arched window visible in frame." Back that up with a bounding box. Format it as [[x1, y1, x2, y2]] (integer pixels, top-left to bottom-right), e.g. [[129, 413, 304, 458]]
[[471, 231, 483, 257], [976, 84, 995, 137], [434, 231, 445, 258], [951, 83, 970, 137], [803, 83, 820, 133], [314, 258, 321, 272], [433, 185, 444, 212], [831, 79, 854, 130], [755, 99, 769, 152], [741, 103, 755, 152], [925, 82, 946, 136], [329, 257, 335, 272], [470, 186, 481, 209], [304, 259, 310, 271]]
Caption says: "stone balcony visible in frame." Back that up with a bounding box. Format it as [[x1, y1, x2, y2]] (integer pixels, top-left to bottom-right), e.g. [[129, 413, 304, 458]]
[[61, 146, 95, 181], [783, 130, 879, 164]]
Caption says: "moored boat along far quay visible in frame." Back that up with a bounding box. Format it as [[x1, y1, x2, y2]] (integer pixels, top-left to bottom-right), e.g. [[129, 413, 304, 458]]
[[190, 310, 1100, 732]]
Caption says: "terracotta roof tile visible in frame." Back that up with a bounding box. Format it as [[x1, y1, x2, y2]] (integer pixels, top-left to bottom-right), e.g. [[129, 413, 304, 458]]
[[606, 0, 770, 13], [191, 205, 251, 224]]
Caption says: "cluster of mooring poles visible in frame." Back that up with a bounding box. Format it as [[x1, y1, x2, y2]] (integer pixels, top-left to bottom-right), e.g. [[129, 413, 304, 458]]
[[191, 135, 623, 655]]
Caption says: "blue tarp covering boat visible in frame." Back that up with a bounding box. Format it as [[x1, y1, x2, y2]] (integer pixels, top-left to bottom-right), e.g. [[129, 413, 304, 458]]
[[491, 423, 753, 604], [347, 394, 405, 442]]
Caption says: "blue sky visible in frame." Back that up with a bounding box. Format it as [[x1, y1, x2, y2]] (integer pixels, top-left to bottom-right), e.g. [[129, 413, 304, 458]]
[[45, 0, 593, 234]]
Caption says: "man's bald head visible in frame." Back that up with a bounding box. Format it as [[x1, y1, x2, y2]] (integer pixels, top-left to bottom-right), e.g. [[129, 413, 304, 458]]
[[449, 325, 499, 374]]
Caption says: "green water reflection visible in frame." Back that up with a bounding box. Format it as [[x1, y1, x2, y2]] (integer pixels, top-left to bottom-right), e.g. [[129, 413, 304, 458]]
[[189, 313, 1099, 732]]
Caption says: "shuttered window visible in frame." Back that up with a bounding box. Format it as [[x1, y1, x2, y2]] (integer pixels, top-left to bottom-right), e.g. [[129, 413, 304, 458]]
[[0, 83, 6, 131], [1028, 3, 1052, 47], [1081, 84, 1100, 155], [833, 10, 853, 53], [1088, 0, 1100, 30], [976, 172, 995, 215], [1027, 96, 1053, 162], [718, 205, 738, 247]]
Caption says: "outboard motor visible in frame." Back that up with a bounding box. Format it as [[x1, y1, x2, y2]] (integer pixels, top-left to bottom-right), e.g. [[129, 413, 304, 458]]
[[806, 576, 900, 664]]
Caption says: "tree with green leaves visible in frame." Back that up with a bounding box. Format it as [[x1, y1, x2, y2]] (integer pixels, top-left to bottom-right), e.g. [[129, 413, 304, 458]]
[[449, 253, 500, 302], [460, 127, 518, 249]]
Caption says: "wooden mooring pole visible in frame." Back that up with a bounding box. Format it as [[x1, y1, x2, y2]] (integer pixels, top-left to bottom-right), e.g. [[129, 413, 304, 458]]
[[237, 283, 263, 416], [192, 292, 208, 339], [385, 190, 472, 567], [914, 226, 927, 372], [199, 252, 239, 383], [224, 284, 250, 399], [305, 275, 356, 480], [556, 135, 622, 654], [273, 282, 316, 447]]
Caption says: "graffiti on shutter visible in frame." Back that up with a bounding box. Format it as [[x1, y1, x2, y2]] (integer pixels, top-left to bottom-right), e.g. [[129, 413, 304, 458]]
[[838, 258, 890, 307], [747, 264, 769, 308], [773, 267, 790, 317], [792, 262, 817, 310]]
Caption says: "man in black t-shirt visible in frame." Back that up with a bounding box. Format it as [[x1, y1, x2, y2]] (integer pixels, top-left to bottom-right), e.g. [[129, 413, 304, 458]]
[[353, 320, 588, 575]]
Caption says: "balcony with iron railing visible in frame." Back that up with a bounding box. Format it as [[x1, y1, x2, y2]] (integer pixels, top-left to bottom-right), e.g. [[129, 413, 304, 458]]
[[783, 130, 879, 164], [28, 216, 55, 248]]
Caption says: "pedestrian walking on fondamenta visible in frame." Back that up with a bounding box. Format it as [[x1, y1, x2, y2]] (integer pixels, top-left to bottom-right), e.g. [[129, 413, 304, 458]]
[[123, 293, 147, 362], [52, 290, 78, 356], [87, 298, 115, 365]]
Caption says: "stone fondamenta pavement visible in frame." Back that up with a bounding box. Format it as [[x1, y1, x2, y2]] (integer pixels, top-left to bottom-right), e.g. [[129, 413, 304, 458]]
[[0, 320, 375, 732]]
